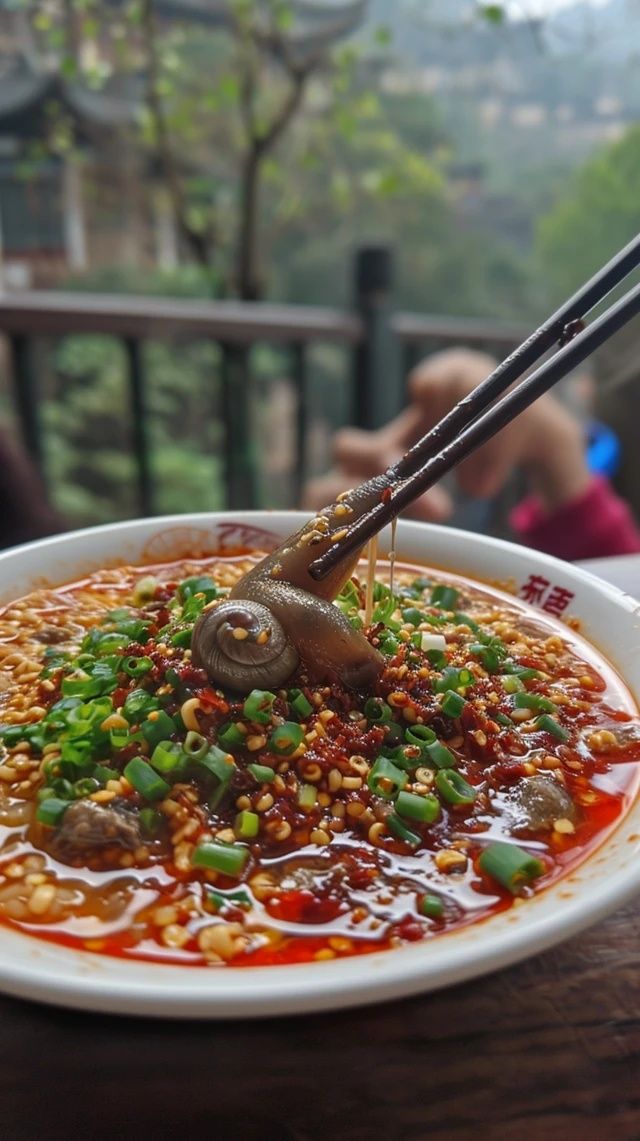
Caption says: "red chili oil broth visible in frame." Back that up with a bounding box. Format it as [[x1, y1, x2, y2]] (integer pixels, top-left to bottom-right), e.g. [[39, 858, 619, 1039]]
[[0, 553, 638, 968]]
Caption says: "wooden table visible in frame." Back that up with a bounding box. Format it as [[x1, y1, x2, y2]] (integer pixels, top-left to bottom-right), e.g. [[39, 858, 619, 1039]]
[[2, 559, 639, 1141]]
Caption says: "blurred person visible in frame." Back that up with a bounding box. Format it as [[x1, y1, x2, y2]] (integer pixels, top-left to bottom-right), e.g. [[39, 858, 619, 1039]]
[[303, 349, 640, 561], [0, 430, 63, 550]]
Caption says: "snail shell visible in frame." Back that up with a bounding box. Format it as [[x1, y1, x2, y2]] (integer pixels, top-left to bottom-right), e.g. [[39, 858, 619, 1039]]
[[191, 599, 299, 692]]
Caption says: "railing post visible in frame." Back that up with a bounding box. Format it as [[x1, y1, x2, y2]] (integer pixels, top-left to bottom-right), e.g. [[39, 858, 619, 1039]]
[[8, 334, 45, 476], [352, 245, 403, 430], [123, 337, 154, 517], [220, 343, 258, 509], [291, 342, 307, 507]]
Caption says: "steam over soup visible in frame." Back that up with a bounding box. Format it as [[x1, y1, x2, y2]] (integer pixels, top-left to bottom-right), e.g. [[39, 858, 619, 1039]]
[[0, 551, 638, 967]]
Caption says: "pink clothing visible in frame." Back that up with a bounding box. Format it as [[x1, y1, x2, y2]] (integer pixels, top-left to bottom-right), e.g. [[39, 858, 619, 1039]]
[[510, 476, 640, 562]]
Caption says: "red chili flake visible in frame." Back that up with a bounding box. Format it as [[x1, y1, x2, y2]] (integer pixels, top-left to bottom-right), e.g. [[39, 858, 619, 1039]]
[[381, 487, 392, 504], [490, 759, 529, 785], [393, 916, 424, 942], [197, 687, 229, 714], [266, 890, 345, 925]]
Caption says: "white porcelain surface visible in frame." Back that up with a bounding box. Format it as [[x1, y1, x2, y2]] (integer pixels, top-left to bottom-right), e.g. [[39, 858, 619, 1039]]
[[0, 512, 638, 1019]]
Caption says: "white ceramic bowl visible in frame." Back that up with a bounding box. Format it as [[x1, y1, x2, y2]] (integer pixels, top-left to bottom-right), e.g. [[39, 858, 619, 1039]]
[[0, 512, 638, 1019]]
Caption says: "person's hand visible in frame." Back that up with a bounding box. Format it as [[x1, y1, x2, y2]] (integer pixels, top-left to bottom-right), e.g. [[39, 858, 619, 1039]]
[[303, 348, 591, 519]]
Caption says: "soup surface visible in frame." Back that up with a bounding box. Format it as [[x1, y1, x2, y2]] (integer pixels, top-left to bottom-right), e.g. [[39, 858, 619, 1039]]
[[0, 552, 638, 967]]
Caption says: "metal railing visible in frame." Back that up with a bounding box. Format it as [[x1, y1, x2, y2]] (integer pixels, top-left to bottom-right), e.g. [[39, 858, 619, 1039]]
[[0, 248, 529, 516]]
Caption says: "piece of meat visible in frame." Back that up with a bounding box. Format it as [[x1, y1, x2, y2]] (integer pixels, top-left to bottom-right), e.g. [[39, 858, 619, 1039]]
[[507, 776, 577, 834], [49, 799, 141, 864]]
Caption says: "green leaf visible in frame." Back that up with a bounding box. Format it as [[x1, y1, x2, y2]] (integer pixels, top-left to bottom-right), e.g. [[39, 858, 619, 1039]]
[[480, 4, 505, 23], [374, 24, 392, 46]]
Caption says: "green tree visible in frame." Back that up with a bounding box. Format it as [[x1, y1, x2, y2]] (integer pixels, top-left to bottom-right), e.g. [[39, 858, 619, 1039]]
[[537, 124, 640, 301], [25, 0, 415, 300]]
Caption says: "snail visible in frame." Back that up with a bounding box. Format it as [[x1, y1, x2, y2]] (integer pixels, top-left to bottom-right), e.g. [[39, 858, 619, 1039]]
[[192, 475, 394, 693]]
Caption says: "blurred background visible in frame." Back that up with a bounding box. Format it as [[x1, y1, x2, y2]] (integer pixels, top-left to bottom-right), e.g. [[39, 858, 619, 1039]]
[[0, 0, 639, 539]]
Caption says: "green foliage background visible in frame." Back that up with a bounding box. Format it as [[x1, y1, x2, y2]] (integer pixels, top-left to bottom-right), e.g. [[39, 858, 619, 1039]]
[[5, 0, 639, 529]]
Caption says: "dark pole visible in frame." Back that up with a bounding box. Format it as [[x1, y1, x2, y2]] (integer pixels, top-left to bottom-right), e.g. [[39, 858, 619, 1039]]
[[8, 334, 45, 476], [220, 342, 258, 509], [352, 245, 402, 430]]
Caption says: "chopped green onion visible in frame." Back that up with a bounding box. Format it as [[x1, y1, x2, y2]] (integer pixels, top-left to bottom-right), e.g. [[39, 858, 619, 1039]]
[[139, 807, 163, 836], [425, 741, 457, 769], [419, 893, 444, 919], [192, 842, 249, 877], [243, 689, 276, 725], [502, 664, 541, 681], [421, 613, 448, 628], [124, 758, 171, 801], [383, 721, 404, 747], [425, 648, 447, 670], [435, 768, 476, 806], [123, 688, 160, 723], [170, 629, 193, 649], [430, 584, 460, 610], [387, 813, 421, 847], [500, 674, 525, 694], [401, 607, 423, 627], [478, 841, 544, 893], [382, 744, 422, 770], [289, 689, 313, 719], [469, 643, 501, 673], [367, 756, 407, 800], [132, 576, 158, 605], [36, 798, 69, 826], [122, 656, 153, 678], [396, 790, 440, 824], [177, 576, 218, 603], [411, 576, 431, 592], [269, 722, 304, 756], [182, 730, 209, 760], [372, 588, 399, 627], [141, 709, 176, 750], [234, 810, 260, 839], [82, 630, 129, 656], [217, 722, 246, 750], [196, 747, 236, 809], [434, 666, 474, 694], [495, 712, 514, 728], [58, 741, 94, 778], [93, 764, 119, 785], [61, 673, 104, 699], [364, 698, 394, 725], [105, 614, 150, 643], [197, 746, 236, 783], [110, 726, 132, 750], [298, 783, 317, 811], [535, 714, 570, 741], [72, 777, 100, 798], [514, 692, 557, 714], [247, 763, 276, 783], [404, 724, 437, 749], [46, 778, 74, 800], [150, 741, 187, 775], [180, 595, 209, 622], [378, 633, 400, 656], [0, 725, 28, 747], [208, 888, 252, 912], [441, 690, 466, 718]]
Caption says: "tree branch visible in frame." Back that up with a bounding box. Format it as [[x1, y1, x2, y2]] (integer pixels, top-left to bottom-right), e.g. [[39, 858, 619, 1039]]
[[140, 0, 215, 269]]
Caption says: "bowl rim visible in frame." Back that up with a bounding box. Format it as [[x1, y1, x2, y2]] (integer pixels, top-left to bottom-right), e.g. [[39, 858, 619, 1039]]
[[0, 510, 638, 1019]]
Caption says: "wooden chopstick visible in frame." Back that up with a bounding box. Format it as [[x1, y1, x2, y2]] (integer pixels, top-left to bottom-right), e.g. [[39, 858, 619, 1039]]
[[392, 230, 640, 488], [309, 240, 640, 583]]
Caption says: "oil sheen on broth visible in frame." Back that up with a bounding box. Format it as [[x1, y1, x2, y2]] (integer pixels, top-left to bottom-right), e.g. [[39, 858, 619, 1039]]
[[0, 552, 638, 968]]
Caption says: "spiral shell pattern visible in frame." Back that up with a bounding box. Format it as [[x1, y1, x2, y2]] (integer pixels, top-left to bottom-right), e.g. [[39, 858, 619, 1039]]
[[191, 599, 299, 691]]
